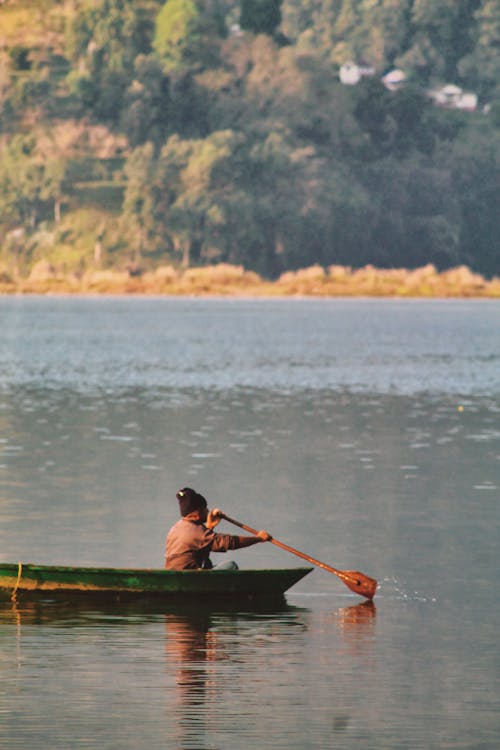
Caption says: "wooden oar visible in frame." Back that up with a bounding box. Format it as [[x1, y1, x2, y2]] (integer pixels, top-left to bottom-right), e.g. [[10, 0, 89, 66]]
[[219, 512, 377, 600]]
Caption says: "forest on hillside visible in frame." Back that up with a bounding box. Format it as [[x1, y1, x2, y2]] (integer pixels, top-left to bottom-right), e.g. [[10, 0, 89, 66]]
[[0, 0, 499, 283]]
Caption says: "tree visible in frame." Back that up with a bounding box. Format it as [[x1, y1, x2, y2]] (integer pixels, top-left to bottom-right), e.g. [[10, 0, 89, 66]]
[[121, 142, 160, 263], [121, 132, 233, 267], [242, 131, 300, 274], [280, 0, 323, 43], [459, 1, 500, 97], [41, 156, 67, 224], [282, 0, 413, 70], [8, 46, 32, 72], [240, 38, 359, 152], [121, 128, 306, 274], [0, 136, 45, 229], [121, 55, 171, 148], [66, 0, 155, 71], [398, 0, 481, 84], [352, 78, 466, 158], [153, 0, 225, 75], [239, 0, 282, 36], [0, 134, 70, 232], [293, 157, 376, 269], [157, 130, 247, 266], [449, 126, 500, 276], [65, 0, 156, 121], [352, 78, 395, 156], [358, 156, 462, 269]]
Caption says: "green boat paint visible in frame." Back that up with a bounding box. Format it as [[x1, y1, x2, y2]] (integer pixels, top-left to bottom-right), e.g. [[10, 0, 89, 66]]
[[0, 562, 313, 601]]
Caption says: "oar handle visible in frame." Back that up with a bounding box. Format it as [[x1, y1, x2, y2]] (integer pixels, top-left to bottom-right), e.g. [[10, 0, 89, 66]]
[[219, 512, 374, 595], [219, 513, 343, 574]]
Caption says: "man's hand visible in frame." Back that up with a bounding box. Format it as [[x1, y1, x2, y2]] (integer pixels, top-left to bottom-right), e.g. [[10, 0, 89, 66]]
[[256, 530, 272, 542], [206, 507, 222, 529]]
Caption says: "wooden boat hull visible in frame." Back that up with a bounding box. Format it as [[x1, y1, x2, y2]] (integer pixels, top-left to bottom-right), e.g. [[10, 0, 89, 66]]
[[0, 562, 313, 602]]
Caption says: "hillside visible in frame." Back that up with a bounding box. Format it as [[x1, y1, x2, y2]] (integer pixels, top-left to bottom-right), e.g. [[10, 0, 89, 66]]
[[0, 0, 499, 289]]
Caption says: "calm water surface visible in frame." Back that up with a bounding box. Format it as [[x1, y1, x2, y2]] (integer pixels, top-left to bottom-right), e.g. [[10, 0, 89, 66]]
[[0, 297, 499, 749]]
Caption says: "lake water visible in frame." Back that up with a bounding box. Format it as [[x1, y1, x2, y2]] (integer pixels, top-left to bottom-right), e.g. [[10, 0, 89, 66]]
[[0, 297, 499, 749]]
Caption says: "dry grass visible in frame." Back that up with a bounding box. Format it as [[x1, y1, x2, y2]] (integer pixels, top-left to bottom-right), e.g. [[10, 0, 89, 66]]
[[0, 263, 499, 298]]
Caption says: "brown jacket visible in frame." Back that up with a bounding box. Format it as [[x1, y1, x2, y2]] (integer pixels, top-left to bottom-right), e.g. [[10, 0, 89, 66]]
[[165, 518, 240, 570]]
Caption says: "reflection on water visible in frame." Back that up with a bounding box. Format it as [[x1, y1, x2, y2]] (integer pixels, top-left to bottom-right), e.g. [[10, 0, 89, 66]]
[[0, 597, 379, 749], [0, 596, 295, 627], [0, 598, 307, 750], [165, 610, 214, 715], [336, 600, 376, 643]]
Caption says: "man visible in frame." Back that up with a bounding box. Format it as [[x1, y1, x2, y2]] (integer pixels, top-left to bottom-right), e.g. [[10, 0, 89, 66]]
[[165, 487, 271, 570]]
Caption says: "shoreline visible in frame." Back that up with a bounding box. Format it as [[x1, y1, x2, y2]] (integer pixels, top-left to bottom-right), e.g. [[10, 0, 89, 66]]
[[1, 263, 499, 299]]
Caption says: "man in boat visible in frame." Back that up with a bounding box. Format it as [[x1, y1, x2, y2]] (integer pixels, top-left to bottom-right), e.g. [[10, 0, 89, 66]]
[[165, 487, 271, 570]]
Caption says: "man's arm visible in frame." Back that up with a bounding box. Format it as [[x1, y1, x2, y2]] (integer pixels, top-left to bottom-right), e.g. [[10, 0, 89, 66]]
[[234, 531, 272, 548]]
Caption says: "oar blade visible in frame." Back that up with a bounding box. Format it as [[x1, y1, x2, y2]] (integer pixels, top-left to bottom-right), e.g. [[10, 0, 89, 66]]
[[342, 570, 378, 600], [219, 512, 378, 600]]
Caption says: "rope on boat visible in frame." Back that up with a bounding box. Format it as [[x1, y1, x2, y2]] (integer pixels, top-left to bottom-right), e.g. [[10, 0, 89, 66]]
[[11, 561, 23, 602]]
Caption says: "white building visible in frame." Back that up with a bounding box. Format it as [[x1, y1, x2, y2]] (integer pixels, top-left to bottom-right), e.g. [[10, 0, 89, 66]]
[[429, 84, 477, 111], [382, 69, 407, 91], [339, 61, 375, 85]]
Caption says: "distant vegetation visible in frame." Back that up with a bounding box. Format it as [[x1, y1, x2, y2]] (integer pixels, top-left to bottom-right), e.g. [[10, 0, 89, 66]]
[[0, 0, 499, 291], [4, 262, 499, 298]]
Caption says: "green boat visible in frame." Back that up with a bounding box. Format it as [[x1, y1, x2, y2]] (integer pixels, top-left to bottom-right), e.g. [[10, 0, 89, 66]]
[[0, 562, 313, 602]]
